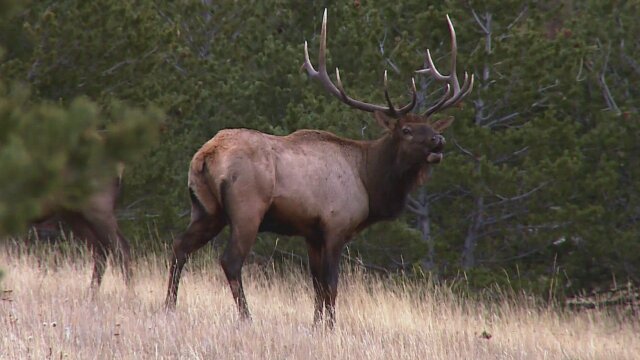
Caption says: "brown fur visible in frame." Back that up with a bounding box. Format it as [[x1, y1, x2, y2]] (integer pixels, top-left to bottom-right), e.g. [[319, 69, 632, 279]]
[[165, 113, 453, 326], [32, 172, 132, 292]]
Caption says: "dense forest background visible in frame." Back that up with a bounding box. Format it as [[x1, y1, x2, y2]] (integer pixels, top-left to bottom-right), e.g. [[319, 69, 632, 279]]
[[1, 0, 638, 297]]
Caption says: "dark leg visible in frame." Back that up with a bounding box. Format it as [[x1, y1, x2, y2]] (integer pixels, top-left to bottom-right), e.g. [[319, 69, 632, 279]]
[[62, 213, 110, 293], [307, 243, 324, 324], [320, 242, 344, 328], [79, 177, 132, 288], [114, 229, 133, 287], [220, 220, 260, 320], [87, 218, 126, 289], [73, 207, 129, 291], [89, 242, 109, 293], [216, 171, 271, 321], [165, 215, 224, 309]]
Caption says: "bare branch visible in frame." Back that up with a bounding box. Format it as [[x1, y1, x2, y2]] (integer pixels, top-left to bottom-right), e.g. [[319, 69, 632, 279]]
[[576, 57, 587, 81], [102, 47, 158, 76], [486, 182, 548, 207], [471, 9, 490, 35], [406, 204, 429, 217], [102, 60, 134, 76], [484, 111, 520, 128], [406, 195, 424, 209], [506, 5, 528, 30], [494, 146, 529, 163], [452, 138, 477, 160], [538, 79, 560, 92], [378, 28, 387, 55], [597, 43, 621, 115], [483, 212, 518, 226]]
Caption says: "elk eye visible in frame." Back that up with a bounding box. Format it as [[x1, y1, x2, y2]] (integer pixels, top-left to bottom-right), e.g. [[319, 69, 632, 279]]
[[402, 127, 412, 135]]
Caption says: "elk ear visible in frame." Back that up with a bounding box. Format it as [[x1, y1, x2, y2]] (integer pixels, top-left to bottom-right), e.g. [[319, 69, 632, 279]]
[[431, 116, 454, 133], [374, 111, 396, 130]]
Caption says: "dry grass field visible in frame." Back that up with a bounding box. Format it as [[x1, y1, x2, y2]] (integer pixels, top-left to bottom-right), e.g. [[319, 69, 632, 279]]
[[1, 247, 638, 359]]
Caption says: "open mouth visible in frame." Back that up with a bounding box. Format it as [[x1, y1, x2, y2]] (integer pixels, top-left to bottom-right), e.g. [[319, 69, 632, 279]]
[[426, 143, 445, 163], [426, 152, 444, 163]]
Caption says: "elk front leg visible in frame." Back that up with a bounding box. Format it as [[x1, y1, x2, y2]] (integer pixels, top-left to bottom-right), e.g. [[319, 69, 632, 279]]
[[309, 239, 345, 328], [321, 243, 344, 328], [306, 242, 324, 324]]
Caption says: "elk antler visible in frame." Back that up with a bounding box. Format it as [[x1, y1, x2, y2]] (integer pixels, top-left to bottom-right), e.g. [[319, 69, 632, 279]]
[[302, 9, 418, 118], [417, 15, 474, 117]]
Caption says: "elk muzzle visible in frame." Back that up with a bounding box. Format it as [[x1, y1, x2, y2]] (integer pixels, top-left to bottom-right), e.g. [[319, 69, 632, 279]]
[[426, 135, 446, 163], [432, 134, 446, 147]]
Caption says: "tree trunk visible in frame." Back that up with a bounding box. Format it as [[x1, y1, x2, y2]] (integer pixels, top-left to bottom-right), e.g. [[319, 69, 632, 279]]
[[462, 194, 484, 270], [416, 188, 435, 271]]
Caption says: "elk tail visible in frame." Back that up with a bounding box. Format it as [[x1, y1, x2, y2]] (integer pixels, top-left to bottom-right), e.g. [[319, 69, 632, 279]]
[[187, 152, 220, 216]]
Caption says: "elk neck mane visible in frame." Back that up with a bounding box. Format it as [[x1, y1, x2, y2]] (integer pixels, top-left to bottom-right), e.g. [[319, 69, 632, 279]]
[[361, 133, 429, 223]]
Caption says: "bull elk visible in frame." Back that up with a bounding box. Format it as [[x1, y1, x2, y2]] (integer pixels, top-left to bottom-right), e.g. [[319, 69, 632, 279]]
[[31, 167, 132, 292], [165, 10, 473, 326]]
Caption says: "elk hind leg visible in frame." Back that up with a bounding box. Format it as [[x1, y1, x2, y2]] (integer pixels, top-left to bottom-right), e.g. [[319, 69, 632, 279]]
[[81, 211, 128, 289], [63, 213, 109, 293], [219, 186, 268, 321], [166, 189, 225, 309], [90, 244, 109, 293], [114, 229, 133, 287], [220, 223, 260, 321]]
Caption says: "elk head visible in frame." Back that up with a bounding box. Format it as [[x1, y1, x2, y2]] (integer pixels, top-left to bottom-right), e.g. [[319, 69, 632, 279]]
[[302, 10, 473, 167], [372, 112, 453, 166]]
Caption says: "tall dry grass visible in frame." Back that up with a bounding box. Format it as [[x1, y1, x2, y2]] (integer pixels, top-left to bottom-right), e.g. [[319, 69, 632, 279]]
[[1, 247, 638, 359]]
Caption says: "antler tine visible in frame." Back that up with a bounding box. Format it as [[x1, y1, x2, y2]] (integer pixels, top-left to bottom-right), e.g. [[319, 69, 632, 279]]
[[395, 77, 418, 115], [302, 10, 332, 89], [446, 15, 460, 94], [441, 72, 474, 108], [302, 9, 418, 117], [415, 15, 473, 116], [464, 74, 475, 97], [383, 71, 397, 114], [384, 72, 419, 116], [423, 84, 452, 117]]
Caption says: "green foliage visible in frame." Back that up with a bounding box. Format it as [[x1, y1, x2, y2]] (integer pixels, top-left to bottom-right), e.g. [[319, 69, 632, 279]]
[[0, 81, 160, 234], [0, 0, 161, 235]]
